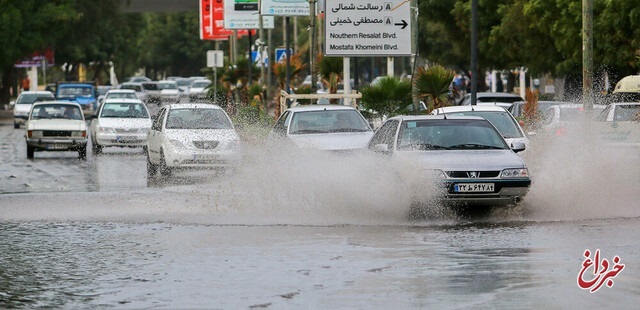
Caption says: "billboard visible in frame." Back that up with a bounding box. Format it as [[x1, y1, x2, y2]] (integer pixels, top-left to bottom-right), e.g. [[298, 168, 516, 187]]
[[260, 0, 310, 16], [224, 0, 275, 29]]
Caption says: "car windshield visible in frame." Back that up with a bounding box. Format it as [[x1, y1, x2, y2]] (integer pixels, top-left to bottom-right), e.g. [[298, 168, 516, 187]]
[[192, 81, 211, 88], [176, 79, 192, 87], [158, 82, 178, 90], [120, 84, 143, 92], [289, 110, 371, 134], [17, 93, 53, 104], [559, 107, 604, 121], [106, 92, 137, 100], [397, 119, 508, 151], [165, 108, 232, 129], [100, 102, 149, 118], [613, 105, 640, 121], [30, 104, 83, 120], [59, 86, 93, 97], [445, 111, 523, 139]]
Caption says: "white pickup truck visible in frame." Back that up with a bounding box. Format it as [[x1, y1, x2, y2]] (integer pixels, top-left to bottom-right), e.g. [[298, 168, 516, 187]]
[[595, 102, 640, 147]]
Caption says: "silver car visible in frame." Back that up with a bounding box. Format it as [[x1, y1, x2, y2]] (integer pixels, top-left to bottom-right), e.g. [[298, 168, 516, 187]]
[[90, 98, 152, 154], [368, 115, 531, 209], [270, 105, 374, 153]]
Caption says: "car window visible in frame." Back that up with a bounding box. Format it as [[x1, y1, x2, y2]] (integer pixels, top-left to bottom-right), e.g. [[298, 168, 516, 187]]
[[273, 111, 291, 136], [31, 104, 83, 120], [166, 108, 232, 129], [613, 105, 640, 121], [368, 119, 399, 151], [397, 119, 507, 150], [17, 93, 54, 104], [289, 110, 371, 134], [59, 86, 93, 97], [152, 108, 166, 131], [446, 111, 523, 138], [100, 102, 149, 118]]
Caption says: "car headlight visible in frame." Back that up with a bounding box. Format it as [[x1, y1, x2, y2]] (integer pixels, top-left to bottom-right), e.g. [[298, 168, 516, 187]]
[[169, 139, 185, 149], [99, 127, 116, 134], [501, 168, 529, 178]]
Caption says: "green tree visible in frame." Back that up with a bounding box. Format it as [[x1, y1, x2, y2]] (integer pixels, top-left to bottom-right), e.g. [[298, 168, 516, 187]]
[[359, 76, 412, 118], [413, 65, 455, 112]]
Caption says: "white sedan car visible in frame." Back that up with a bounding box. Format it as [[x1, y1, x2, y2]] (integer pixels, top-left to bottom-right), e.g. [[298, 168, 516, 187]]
[[146, 103, 242, 178], [431, 105, 530, 150], [188, 79, 212, 102], [270, 105, 374, 153], [12, 91, 55, 128], [24, 101, 88, 159], [90, 98, 152, 154]]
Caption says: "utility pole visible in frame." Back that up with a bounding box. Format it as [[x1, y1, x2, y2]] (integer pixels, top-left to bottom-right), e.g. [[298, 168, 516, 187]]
[[410, 0, 419, 113], [583, 0, 594, 110]]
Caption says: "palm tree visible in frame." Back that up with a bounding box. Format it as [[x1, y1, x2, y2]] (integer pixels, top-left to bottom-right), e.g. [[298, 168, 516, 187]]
[[413, 65, 455, 112], [359, 76, 412, 119], [317, 54, 342, 94], [272, 52, 307, 116]]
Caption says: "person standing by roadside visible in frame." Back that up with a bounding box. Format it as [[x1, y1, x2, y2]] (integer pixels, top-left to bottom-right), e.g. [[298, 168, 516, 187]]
[[21, 76, 30, 91]]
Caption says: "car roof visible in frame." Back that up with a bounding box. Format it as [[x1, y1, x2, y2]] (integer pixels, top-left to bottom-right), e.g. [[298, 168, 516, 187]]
[[285, 105, 359, 112], [389, 115, 488, 122], [165, 103, 224, 110], [32, 100, 82, 107], [19, 90, 54, 95], [103, 98, 144, 104], [106, 89, 136, 93], [613, 75, 640, 93], [432, 105, 510, 113], [548, 104, 608, 109], [607, 102, 640, 106], [466, 92, 523, 98]]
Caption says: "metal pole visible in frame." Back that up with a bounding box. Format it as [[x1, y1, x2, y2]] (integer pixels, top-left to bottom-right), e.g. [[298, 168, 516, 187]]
[[286, 16, 292, 107], [309, 0, 317, 94], [248, 30, 253, 86], [470, 0, 478, 105], [583, 0, 594, 110]]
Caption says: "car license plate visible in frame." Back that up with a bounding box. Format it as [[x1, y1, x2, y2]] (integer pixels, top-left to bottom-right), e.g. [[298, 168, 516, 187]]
[[116, 136, 134, 142], [454, 183, 494, 192]]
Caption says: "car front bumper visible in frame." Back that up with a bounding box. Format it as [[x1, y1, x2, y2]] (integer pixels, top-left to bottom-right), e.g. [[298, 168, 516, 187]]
[[96, 133, 148, 147], [26, 137, 87, 151], [440, 179, 531, 206]]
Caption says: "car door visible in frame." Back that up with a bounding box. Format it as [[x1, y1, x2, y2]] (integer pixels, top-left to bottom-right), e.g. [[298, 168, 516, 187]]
[[147, 108, 166, 162]]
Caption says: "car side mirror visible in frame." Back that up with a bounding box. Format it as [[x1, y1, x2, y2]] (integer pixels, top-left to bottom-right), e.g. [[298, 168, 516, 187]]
[[510, 141, 526, 153]]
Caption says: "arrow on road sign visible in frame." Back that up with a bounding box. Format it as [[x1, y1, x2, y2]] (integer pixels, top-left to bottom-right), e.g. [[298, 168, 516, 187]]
[[395, 20, 408, 29]]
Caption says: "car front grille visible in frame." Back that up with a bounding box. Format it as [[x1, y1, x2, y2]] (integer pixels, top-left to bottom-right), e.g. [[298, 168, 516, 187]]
[[446, 171, 501, 178], [193, 141, 219, 149], [42, 130, 72, 137]]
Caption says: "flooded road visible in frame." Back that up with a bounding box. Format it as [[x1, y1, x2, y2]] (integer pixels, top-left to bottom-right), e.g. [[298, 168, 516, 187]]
[[1, 121, 640, 308]]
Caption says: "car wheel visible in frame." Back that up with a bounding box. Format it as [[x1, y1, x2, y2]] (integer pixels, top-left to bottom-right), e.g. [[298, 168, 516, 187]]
[[147, 154, 158, 178], [159, 149, 172, 177], [26, 144, 35, 159], [92, 141, 102, 155], [14, 122, 19, 129], [142, 145, 148, 155], [78, 145, 87, 159]]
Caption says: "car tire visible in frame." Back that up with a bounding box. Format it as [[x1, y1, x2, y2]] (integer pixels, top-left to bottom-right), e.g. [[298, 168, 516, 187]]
[[78, 145, 87, 159], [147, 155, 158, 178], [92, 141, 102, 155], [159, 149, 172, 177], [142, 146, 148, 155], [14, 122, 19, 129], [26, 144, 35, 159]]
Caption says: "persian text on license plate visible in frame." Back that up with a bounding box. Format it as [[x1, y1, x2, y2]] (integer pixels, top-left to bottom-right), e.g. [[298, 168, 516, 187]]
[[454, 183, 494, 193]]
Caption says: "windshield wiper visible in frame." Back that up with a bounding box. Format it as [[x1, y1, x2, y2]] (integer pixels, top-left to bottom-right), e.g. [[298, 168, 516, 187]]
[[291, 129, 327, 134], [448, 143, 504, 150], [402, 143, 450, 150], [328, 128, 368, 133]]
